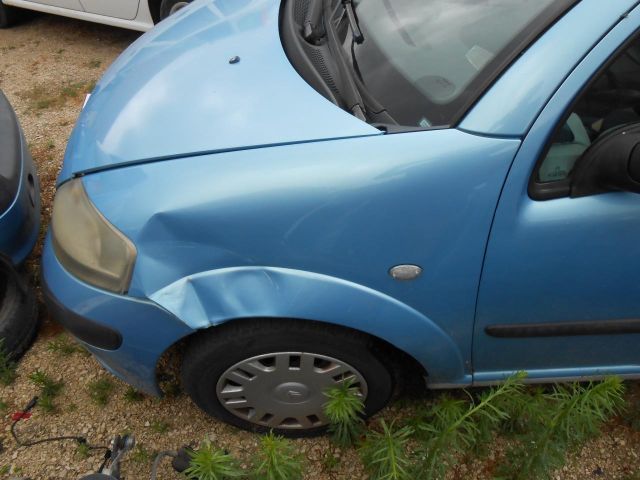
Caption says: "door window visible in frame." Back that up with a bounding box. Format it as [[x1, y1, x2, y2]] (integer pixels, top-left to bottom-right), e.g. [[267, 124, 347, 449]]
[[534, 35, 640, 188]]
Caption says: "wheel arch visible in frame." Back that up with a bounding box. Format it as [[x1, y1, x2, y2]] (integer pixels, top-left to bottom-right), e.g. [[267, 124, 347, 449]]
[[150, 266, 469, 387], [159, 315, 427, 395]]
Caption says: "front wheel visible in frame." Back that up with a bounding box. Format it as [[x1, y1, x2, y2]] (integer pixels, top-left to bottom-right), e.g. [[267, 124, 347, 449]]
[[181, 319, 395, 437], [0, 265, 38, 359], [159, 0, 192, 21]]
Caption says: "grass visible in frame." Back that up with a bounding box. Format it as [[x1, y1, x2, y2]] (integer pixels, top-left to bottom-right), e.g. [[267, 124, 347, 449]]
[[0, 340, 17, 386], [413, 374, 527, 478], [359, 420, 414, 480], [123, 386, 145, 403], [131, 444, 153, 464], [46, 334, 83, 357], [101, 376, 625, 480], [76, 442, 91, 459], [87, 378, 115, 406], [29, 370, 64, 413], [321, 373, 627, 480], [321, 450, 341, 472], [324, 379, 365, 447], [497, 377, 626, 480], [252, 431, 303, 480], [185, 440, 243, 479], [159, 378, 182, 398], [151, 420, 170, 434], [20, 81, 93, 111]]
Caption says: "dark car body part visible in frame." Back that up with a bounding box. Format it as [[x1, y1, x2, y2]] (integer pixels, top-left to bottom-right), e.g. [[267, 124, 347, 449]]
[[42, 277, 123, 351], [0, 90, 40, 359]]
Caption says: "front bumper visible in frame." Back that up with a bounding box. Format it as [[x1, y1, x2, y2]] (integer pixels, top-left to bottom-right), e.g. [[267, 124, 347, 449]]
[[41, 236, 194, 395]]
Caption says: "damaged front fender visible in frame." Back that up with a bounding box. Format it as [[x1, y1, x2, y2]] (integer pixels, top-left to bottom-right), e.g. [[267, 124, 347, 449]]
[[150, 266, 468, 386]]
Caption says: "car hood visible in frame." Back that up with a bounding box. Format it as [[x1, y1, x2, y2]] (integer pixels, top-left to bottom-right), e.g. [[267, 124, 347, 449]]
[[59, 0, 380, 183]]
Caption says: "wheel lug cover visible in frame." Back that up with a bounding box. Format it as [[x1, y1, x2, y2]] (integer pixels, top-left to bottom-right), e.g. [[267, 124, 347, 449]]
[[215, 352, 368, 430]]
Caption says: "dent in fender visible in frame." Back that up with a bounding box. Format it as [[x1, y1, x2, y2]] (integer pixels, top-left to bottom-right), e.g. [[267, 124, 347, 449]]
[[150, 266, 468, 386]]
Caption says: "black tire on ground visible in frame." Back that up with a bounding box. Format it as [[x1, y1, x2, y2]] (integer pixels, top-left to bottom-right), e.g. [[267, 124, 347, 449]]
[[0, 266, 38, 360], [0, 1, 21, 29], [182, 319, 395, 437], [159, 0, 192, 21]]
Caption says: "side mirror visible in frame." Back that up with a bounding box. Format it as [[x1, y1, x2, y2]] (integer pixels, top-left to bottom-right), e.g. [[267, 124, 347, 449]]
[[571, 124, 640, 197]]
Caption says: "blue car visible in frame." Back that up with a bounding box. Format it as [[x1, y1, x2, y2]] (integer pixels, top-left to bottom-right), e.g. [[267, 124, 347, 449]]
[[0, 90, 40, 359], [43, 0, 640, 435]]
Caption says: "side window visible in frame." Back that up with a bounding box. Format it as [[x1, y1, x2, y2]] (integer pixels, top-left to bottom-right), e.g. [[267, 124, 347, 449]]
[[536, 35, 640, 185]]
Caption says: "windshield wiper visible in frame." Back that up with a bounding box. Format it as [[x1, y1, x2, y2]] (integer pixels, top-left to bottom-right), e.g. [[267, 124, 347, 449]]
[[341, 0, 364, 44], [303, 0, 324, 43], [302, 0, 395, 125], [323, 0, 367, 120], [305, 0, 362, 44]]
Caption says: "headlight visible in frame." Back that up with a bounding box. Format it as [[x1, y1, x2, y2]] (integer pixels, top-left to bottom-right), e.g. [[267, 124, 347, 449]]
[[51, 178, 136, 294]]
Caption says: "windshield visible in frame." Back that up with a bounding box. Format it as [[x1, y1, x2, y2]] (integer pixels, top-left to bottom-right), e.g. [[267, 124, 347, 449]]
[[350, 0, 570, 127]]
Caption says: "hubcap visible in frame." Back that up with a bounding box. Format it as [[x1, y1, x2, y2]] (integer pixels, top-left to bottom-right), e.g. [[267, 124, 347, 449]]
[[169, 1, 190, 15], [216, 352, 368, 430]]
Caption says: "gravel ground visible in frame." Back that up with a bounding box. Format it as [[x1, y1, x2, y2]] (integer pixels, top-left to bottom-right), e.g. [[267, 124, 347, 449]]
[[0, 11, 639, 480]]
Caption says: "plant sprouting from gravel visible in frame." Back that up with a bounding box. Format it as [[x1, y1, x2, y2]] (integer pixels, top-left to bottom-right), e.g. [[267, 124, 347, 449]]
[[0, 339, 17, 386], [21, 81, 93, 111], [151, 420, 170, 434], [497, 377, 626, 480], [131, 444, 153, 464], [184, 439, 244, 480], [47, 334, 83, 357], [123, 386, 145, 403], [76, 441, 91, 459], [359, 419, 414, 480], [321, 449, 340, 473], [324, 378, 365, 447], [412, 373, 526, 479], [87, 378, 115, 406], [251, 431, 303, 480], [29, 370, 64, 413]]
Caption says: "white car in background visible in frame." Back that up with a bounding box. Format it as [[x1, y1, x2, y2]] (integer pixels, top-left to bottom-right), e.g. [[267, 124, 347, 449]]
[[0, 0, 191, 30]]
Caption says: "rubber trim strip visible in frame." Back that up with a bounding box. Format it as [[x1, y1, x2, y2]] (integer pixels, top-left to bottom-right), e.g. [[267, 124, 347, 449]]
[[486, 319, 640, 338]]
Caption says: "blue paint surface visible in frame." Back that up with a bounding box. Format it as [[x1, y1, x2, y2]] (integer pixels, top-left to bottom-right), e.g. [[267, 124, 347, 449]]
[[58, 0, 379, 182], [43, 0, 640, 395]]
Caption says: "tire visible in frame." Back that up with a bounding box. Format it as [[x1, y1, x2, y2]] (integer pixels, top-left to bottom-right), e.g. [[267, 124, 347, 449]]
[[159, 0, 192, 21], [182, 319, 395, 437], [0, 1, 20, 29], [0, 266, 38, 360]]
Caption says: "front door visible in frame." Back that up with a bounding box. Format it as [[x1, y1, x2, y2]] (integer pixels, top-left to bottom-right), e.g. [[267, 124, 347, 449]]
[[473, 20, 640, 383]]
